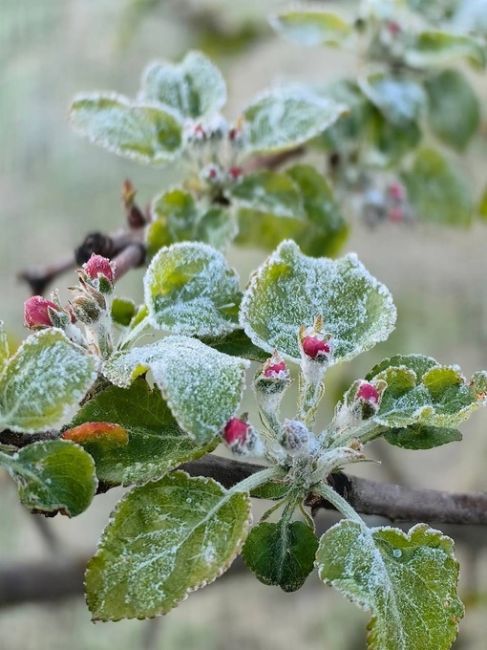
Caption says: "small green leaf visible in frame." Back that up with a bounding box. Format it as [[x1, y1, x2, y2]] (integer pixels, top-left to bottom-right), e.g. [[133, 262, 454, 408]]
[[230, 170, 305, 219], [139, 50, 226, 119], [242, 86, 347, 154], [425, 69, 480, 151], [403, 148, 473, 226], [243, 520, 318, 592], [366, 354, 438, 381], [479, 184, 487, 221], [270, 9, 352, 46], [144, 242, 241, 337], [384, 424, 462, 450], [0, 440, 97, 516], [103, 336, 249, 443], [0, 329, 98, 433], [359, 74, 425, 126], [111, 297, 137, 327], [85, 471, 251, 620], [406, 29, 486, 68], [202, 329, 269, 363], [0, 321, 9, 369], [70, 93, 183, 165], [71, 380, 216, 487], [240, 240, 396, 363], [316, 521, 463, 650]]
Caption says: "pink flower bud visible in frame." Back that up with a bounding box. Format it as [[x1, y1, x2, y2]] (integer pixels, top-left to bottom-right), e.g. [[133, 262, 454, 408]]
[[83, 255, 114, 283], [229, 166, 243, 181], [386, 20, 401, 35], [23, 296, 60, 329], [356, 381, 380, 405], [223, 418, 250, 446], [387, 181, 406, 202], [302, 336, 331, 361], [228, 127, 240, 142], [263, 359, 287, 379]]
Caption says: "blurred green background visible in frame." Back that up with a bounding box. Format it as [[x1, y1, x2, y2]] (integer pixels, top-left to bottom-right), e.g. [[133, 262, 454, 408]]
[[1, 1, 487, 648]]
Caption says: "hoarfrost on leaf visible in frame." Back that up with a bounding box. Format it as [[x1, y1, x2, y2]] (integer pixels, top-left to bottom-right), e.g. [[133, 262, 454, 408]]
[[144, 242, 241, 337], [240, 240, 396, 363], [103, 336, 249, 443], [0, 329, 98, 433], [85, 471, 251, 620], [270, 9, 352, 46], [316, 521, 463, 650]]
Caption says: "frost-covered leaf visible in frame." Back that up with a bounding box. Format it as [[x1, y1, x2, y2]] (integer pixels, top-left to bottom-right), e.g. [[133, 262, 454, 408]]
[[366, 354, 487, 429], [270, 9, 352, 46], [147, 188, 236, 254], [0, 329, 98, 433], [70, 380, 216, 487], [405, 30, 486, 68], [85, 471, 251, 620], [139, 50, 226, 119], [111, 297, 137, 327], [202, 329, 269, 363], [384, 424, 462, 450], [233, 165, 348, 257], [242, 86, 347, 154], [0, 321, 8, 369], [359, 74, 425, 126], [240, 240, 396, 363], [425, 69, 480, 151], [70, 93, 183, 165], [316, 521, 463, 650], [144, 242, 241, 337], [0, 440, 97, 516], [403, 148, 473, 226], [103, 336, 249, 443], [243, 520, 318, 592], [366, 108, 422, 168], [479, 184, 487, 221]]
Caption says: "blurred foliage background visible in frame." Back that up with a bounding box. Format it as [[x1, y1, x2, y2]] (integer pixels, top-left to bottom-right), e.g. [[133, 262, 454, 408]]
[[1, 0, 487, 648]]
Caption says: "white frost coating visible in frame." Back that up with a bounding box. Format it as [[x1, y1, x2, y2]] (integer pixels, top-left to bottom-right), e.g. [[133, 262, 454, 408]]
[[139, 50, 227, 120], [144, 242, 242, 338], [240, 240, 397, 365], [0, 329, 98, 434], [69, 92, 183, 165], [242, 85, 348, 154], [103, 336, 249, 442]]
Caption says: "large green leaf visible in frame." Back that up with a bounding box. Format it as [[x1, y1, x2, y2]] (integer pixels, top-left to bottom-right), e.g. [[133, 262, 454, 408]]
[[139, 50, 226, 119], [366, 354, 487, 430], [0, 329, 98, 433], [202, 329, 269, 363], [405, 29, 486, 68], [242, 86, 346, 154], [403, 148, 473, 226], [230, 170, 305, 219], [243, 520, 318, 592], [240, 240, 396, 363], [71, 380, 216, 487], [316, 521, 463, 650], [0, 440, 97, 516], [359, 74, 425, 126], [85, 471, 251, 620], [270, 9, 351, 46], [103, 336, 249, 443], [384, 424, 462, 450], [70, 94, 183, 164], [425, 69, 480, 151], [144, 242, 241, 337]]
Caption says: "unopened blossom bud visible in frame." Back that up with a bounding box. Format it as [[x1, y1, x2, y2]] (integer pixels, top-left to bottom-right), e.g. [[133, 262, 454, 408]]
[[228, 166, 243, 181], [386, 20, 401, 36], [355, 380, 384, 418], [24, 296, 62, 329], [281, 419, 314, 456], [206, 114, 228, 140], [356, 381, 380, 405], [222, 417, 261, 456], [83, 254, 114, 283], [71, 295, 103, 324], [302, 336, 331, 361], [254, 352, 291, 415], [387, 181, 406, 202], [201, 163, 224, 185]]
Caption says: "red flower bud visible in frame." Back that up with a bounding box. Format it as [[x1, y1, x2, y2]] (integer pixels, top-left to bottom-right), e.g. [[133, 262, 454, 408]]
[[83, 254, 114, 283], [386, 20, 401, 35], [23, 296, 60, 329], [228, 127, 240, 142], [387, 181, 406, 202], [263, 359, 287, 378], [223, 418, 250, 446], [229, 166, 243, 181], [302, 336, 331, 361], [356, 381, 380, 405]]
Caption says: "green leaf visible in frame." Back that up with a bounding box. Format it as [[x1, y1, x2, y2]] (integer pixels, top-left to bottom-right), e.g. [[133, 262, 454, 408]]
[[144, 242, 241, 337], [70, 380, 216, 487], [0, 321, 9, 370], [230, 170, 305, 218], [147, 188, 236, 254], [425, 69, 480, 151], [0, 329, 98, 433], [70, 93, 183, 165], [240, 240, 396, 363], [316, 521, 463, 650], [367, 354, 487, 429], [479, 184, 487, 221], [85, 471, 251, 620], [0, 440, 97, 516], [365, 108, 422, 168], [384, 424, 462, 450], [406, 29, 486, 69], [103, 336, 249, 443], [242, 86, 347, 154], [243, 520, 318, 592], [403, 148, 473, 226], [359, 74, 425, 126], [139, 50, 226, 119], [202, 329, 269, 363], [270, 9, 352, 46], [111, 297, 137, 327]]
